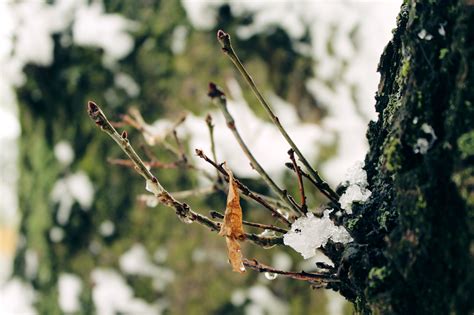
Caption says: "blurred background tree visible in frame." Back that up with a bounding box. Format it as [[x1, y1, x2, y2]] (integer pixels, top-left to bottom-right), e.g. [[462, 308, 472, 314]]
[[11, 1, 340, 314], [0, 0, 401, 314]]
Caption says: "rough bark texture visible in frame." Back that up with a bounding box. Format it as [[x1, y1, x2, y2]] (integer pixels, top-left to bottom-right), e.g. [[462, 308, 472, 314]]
[[332, 1, 473, 314]]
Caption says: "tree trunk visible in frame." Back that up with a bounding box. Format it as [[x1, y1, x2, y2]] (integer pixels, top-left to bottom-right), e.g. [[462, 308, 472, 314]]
[[332, 1, 473, 314]]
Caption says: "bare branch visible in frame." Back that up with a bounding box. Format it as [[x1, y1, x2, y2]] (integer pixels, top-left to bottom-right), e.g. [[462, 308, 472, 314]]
[[108, 158, 180, 169], [205, 114, 222, 183], [243, 258, 338, 284], [196, 148, 291, 226], [216, 30, 339, 203], [288, 149, 308, 214], [172, 129, 188, 163], [87, 101, 283, 248], [207, 83, 301, 216], [285, 163, 342, 209]]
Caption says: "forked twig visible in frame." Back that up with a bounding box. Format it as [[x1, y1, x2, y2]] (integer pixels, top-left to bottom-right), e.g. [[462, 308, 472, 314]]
[[285, 163, 341, 209], [288, 149, 308, 214], [196, 148, 291, 226], [208, 83, 301, 216], [87, 101, 282, 248]]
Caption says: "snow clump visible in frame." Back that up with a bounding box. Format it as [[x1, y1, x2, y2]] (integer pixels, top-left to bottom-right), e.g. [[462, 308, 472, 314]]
[[339, 161, 372, 214], [283, 211, 353, 259]]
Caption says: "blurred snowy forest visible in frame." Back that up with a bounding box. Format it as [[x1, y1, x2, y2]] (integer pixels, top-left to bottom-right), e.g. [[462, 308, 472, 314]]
[[0, 1, 401, 314]]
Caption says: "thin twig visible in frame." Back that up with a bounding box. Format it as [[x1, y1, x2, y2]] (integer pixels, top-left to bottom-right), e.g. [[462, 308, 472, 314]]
[[243, 259, 338, 284], [196, 148, 291, 226], [116, 109, 217, 183], [172, 129, 187, 163], [285, 163, 341, 209], [119, 108, 184, 157], [87, 101, 282, 248], [108, 158, 179, 169], [205, 114, 222, 183], [288, 149, 308, 214], [140, 144, 159, 162], [216, 30, 340, 203], [253, 193, 294, 214], [210, 211, 288, 234], [120, 113, 144, 132], [208, 83, 301, 216]]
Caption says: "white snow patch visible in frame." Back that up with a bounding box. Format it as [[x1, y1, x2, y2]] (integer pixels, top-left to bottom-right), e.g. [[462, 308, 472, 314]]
[[413, 138, 430, 155], [339, 185, 372, 214], [342, 161, 368, 187], [91, 268, 165, 315], [272, 252, 292, 271], [339, 161, 372, 214], [51, 171, 94, 225], [171, 25, 188, 55], [49, 227, 65, 243], [230, 289, 246, 306], [246, 285, 289, 315], [73, 2, 138, 64], [413, 123, 437, 155], [54, 141, 75, 166], [421, 123, 437, 140], [115, 72, 140, 97], [0, 108, 20, 140], [153, 248, 168, 264], [438, 24, 446, 36], [99, 220, 115, 237], [230, 284, 288, 314], [326, 290, 347, 315], [284, 211, 352, 259], [418, 29, 433, 40], [58, 273, 82, 313], [119, 243, 175, 292], [0, 278, 37, 315], [24, 249, 39, 280]]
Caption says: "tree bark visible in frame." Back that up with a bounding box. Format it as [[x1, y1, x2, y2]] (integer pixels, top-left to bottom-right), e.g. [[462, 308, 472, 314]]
[[331, 1, 473, 314]]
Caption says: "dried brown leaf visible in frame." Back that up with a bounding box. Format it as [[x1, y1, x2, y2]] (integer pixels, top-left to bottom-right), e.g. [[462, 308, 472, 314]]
[[225, 237, 245, 273], [220, 163, 246, 273]]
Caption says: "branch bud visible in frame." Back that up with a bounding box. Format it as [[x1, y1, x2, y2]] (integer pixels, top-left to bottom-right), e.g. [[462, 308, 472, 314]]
[[217, 29, 231, 52], [205, 114, 213, 126], [87, 101, 99, 114], [208, 82, 225, 99], [87, 101, 105, 127]]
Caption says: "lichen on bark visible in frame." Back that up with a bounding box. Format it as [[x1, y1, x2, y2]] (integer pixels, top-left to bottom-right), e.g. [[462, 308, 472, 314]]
[[329, 1, 474, 314], [331, 1, 473, 314]]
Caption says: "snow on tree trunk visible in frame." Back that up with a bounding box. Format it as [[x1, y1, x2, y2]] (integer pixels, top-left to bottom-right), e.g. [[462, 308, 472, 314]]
[[328, 1, 473, 314]]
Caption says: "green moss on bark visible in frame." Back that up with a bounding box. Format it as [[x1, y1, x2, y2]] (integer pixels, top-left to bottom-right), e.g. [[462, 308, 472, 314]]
[[332, 1, 474, 314]]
